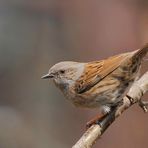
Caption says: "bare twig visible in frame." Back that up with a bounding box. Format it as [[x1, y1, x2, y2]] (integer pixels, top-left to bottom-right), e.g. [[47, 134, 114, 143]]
[[73, 72, 148, 148], [139, 100, 148, 112]]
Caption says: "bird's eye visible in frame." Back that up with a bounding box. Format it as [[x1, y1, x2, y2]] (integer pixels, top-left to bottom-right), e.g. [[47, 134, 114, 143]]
[[59, 70, 65, 74]]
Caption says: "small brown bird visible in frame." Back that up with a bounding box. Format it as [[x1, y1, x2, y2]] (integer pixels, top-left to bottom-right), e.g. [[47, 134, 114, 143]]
[[42, 44, 148, 127]]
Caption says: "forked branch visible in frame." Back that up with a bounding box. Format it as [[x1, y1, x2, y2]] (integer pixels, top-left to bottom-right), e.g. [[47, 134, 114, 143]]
[[73, 71, 148, 148]]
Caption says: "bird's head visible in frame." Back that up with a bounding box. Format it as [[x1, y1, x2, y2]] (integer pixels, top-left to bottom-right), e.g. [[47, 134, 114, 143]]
[[42, 61, 85, 89]]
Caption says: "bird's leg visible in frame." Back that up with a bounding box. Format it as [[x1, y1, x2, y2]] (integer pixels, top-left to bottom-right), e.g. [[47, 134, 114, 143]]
[[86, 101, 123, 130], [86, 113, 108, 129]]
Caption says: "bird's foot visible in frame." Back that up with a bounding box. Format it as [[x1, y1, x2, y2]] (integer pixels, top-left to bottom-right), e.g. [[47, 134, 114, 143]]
[[86, 114, 107, 129]]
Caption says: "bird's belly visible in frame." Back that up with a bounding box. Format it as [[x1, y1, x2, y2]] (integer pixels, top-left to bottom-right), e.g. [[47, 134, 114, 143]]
[[70, 73, 136, 108], [71, 80, 132, 108], [72, 88, 123, 108]]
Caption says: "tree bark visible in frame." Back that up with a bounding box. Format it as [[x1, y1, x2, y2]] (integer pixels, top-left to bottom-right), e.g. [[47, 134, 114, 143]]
[[73, 71, 148, 148]]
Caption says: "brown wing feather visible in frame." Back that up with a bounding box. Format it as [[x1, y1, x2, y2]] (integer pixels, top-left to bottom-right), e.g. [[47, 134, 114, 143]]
[[75, 53, 129, 94]]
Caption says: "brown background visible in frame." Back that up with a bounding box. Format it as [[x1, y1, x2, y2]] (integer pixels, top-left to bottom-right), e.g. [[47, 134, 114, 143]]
[[0, 0, 148, 148]]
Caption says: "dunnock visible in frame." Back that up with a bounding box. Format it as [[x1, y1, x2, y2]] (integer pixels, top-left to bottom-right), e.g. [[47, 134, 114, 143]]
[[42, 44, 148, 127]]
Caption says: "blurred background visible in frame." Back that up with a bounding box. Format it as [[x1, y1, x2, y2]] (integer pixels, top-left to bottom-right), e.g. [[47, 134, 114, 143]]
[[0, 0, 148, 148]]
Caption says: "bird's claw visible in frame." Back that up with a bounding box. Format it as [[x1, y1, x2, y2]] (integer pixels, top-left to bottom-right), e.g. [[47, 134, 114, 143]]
[[139, 100, 148, 113], [86, 114, 105, 129], [86, 119, 101, 129]]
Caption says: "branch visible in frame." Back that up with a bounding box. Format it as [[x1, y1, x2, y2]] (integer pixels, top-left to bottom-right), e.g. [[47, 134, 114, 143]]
[[73, 71, 148, 148]]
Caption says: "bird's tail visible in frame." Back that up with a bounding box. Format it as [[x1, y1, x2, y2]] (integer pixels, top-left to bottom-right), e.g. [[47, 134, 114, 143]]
[[133, 43, 148, 59]]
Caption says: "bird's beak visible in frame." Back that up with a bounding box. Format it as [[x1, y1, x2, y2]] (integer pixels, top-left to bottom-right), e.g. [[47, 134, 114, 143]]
[[41, 73, 54, 79]]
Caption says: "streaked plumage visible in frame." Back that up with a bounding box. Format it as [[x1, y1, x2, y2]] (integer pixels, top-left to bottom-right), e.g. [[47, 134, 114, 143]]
[[42, 43, 148, 126]]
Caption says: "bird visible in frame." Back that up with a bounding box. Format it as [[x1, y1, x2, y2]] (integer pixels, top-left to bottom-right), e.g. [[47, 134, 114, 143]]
[[42, 43, 148, 128]]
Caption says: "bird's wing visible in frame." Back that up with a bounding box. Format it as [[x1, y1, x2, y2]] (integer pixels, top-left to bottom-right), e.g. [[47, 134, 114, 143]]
[[75, 53, 129, 94]]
